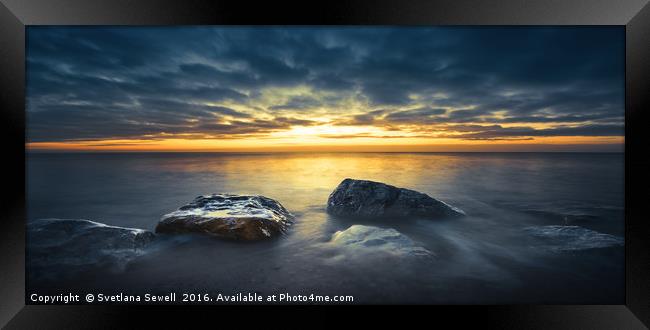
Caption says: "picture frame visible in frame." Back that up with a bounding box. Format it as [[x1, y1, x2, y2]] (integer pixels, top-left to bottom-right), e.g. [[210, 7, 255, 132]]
[[1, 0, 648, 328]]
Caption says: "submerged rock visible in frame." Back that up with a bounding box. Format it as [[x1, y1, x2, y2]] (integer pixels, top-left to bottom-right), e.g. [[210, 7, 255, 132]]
[[329, 225, 432, 257], [156, 194, 293, 241], [27, 218, 155, 275], [327, 178, 465, 219], [523, 209, 601, 226], [523, 225, 624, 252]]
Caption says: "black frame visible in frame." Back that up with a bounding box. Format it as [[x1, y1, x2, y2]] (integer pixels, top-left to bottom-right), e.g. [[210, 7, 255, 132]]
[[1, 0, 649, 328]]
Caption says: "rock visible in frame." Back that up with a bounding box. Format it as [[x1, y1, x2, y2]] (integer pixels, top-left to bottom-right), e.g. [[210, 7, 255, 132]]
[[523, 225, 624, 252], [523, 209, 600, 225], [327, 178, 465, 219], [329, 225, 432, 257], [27, 218, 155, 276], [156, 194, 293, 241]]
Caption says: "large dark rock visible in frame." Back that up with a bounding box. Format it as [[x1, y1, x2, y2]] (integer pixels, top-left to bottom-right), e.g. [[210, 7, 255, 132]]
[[27, 218, 155, 277], [156, 194, 294, 241], [327, 178, 465, 219]]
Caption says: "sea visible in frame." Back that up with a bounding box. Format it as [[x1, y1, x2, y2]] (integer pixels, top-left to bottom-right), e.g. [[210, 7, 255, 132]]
[[26, 152, 625, 304]]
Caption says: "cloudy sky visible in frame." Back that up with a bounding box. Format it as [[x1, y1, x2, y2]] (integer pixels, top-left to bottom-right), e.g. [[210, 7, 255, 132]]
[[26, 27, 624, 151]]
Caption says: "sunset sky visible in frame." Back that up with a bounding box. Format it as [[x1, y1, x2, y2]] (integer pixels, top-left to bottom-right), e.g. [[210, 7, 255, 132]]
[[26, 27, 624, 152]]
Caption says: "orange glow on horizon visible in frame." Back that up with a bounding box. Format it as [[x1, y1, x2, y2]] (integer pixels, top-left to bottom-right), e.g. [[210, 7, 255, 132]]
[[26, 135, 624, 152]]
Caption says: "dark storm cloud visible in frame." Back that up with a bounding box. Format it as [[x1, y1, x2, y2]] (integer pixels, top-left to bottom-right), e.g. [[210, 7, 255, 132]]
[[27, 102, 315, 141], [268, 95, 324, 111], [384, 107, 448, 123], [330, 109, 390, 126], [27, 26, 624, 142], [446, 124, 624, 140], [400, 123, 624, 141]]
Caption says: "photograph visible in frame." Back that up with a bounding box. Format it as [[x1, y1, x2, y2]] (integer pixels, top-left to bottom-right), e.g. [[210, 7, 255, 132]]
[[25, 26, 625, 305]]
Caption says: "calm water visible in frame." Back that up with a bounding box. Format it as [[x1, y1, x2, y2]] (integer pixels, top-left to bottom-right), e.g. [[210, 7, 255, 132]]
[[27, 152, 625, 304]]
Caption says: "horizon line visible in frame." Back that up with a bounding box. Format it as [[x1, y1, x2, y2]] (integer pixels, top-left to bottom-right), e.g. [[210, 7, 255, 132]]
[[26, 149, 625, 154]]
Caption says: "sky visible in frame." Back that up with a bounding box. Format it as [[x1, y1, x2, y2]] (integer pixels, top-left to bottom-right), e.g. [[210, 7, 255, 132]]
[[26, 27, 624, 152]]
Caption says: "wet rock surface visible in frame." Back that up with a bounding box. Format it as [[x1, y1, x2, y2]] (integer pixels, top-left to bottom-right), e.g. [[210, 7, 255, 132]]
[[523, 225, 624, 252], [27, 218, 155, 277], [156, 194, 294, 241], [327, 178, 465, 219], [329, 225, 432, 257]]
